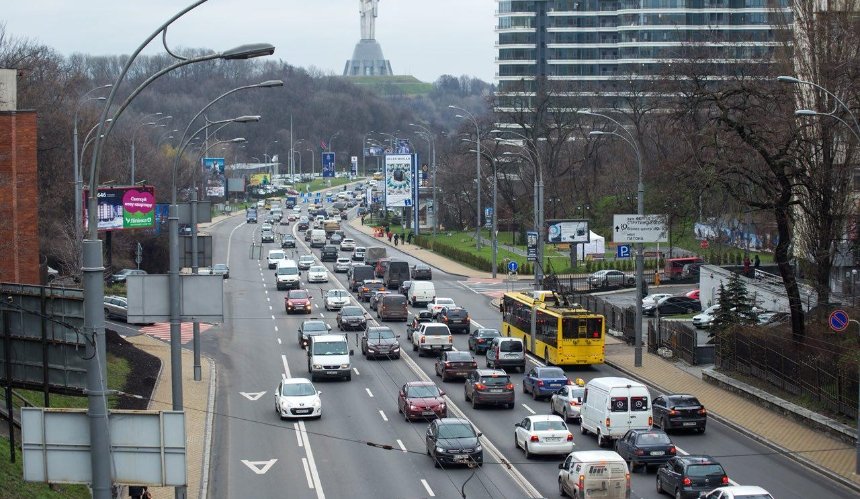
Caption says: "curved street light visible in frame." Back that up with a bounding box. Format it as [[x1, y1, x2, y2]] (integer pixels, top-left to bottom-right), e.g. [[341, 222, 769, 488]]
[[73, 85, 111, 243], [450, 105, 483, 250], [131, 113, 171, 184]]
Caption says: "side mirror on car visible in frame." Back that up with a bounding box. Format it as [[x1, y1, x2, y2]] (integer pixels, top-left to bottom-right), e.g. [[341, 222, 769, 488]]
[[558, 463, 565, 470], [439, 390, 446, 396], [349, 349, 354, 356]]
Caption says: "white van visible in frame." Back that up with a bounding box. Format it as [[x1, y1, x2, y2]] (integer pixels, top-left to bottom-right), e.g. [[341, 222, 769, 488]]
[[307, 334, 353, 381], [267, 249, 286, 269], [485, 337, 525, 372], [310, 229, 327, 248], [275, 259, 301, 290], [407, 281, 435, 306], [557, 450, 630, 499], [580, 377, 652, 448]]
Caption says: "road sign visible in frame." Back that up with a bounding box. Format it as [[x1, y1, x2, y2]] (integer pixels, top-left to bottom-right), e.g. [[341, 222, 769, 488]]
[[829, 309, 849, 332], [403, 198, 412, 207], [526, 231, 538, 261], [612, 214, 668, 243], [322, 152, 335, 178], [507, 261, 519, 273], [616, 244, 631, 259]]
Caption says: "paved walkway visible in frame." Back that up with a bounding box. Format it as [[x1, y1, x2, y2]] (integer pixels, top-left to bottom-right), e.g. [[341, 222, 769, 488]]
[[350, 216, 860, 492]]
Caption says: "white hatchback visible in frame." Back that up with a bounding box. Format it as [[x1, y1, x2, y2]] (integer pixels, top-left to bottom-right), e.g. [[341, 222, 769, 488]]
[[307, 265, 329, 283], [692, 304, 719, 329], [274, 378, 321, 419], [427, 297, 456, 316], [334, 258, 351, 273], [514, 415, 574, 457], [324, 289, 351, 311]]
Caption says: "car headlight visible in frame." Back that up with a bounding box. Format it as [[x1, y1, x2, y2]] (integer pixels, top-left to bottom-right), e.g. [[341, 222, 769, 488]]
[[410, 405, 418, 410], [312, 364, 322, 369], [475, 445, 482, 452], [436, 447, 445, 453], [391, 345, 400, 351], [340, 364, 350, 369], [312, 398, 321, 407], [367, 347, 376, 352], [439, 402, 446, 409], [280, 400, 291, 409]]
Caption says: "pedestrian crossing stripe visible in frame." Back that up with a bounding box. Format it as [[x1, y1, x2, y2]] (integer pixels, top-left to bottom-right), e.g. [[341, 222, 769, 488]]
[[138, 322, 213, 344]]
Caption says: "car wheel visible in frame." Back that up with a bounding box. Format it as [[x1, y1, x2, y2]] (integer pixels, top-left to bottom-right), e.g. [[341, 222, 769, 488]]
[[580, 424, 588, 435], [486, 359, 492, 368], [656, 476, 663, 494], [675, 489, 683, 499], [544, 347, 550, 365], [698, 425, 706, 434], [471, 396, 479, 410], [532, 388, 539, 401], [524, 442, 532, 459], [522, 382, 528, 394], [562, 408, 568, 421], [597, 431, 607, 448], [661, 417, 670, 432], [464, 389, 471, 402], [346, 374, 352, 381], [559, 478, 568, 497]]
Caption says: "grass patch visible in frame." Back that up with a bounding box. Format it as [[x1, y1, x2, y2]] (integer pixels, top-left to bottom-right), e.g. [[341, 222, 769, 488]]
[[14, 353, 130, 410], [294, 177, 352, 194], [0, 437, 91, 499]]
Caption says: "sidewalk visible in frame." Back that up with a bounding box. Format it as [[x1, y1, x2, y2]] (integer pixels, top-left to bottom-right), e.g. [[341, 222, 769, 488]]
[[348, 217, 860, 493], [125, 334, 215, 499]]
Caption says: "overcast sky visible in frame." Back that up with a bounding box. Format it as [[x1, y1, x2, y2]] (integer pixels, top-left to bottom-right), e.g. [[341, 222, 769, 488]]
[[1, 0, 498, 83]]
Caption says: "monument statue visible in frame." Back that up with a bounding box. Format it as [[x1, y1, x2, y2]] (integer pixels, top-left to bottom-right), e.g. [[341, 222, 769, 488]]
[[344, 0, 392, 76], [359, 0, 379, 40]]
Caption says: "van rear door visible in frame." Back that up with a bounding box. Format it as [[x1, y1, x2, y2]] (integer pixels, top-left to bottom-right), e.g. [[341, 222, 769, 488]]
[[582, 461, 629, 499], [627, 386, 651, 430], [607, 389, 631, 436]]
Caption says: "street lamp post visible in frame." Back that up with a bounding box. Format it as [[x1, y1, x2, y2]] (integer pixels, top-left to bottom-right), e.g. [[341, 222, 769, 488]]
[[470, 148, 500, 278], [328, 130, 341, 152], [411, 123, 437, 237], [778, 75, 860, 474], [450, 106, 482, 250], [583, 110, 645, 368], [131, 113, 170, 184], [73, 86, 111, 247]]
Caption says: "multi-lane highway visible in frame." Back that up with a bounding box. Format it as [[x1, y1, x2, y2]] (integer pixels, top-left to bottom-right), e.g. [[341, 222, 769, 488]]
[[200, 188, 852, 499]]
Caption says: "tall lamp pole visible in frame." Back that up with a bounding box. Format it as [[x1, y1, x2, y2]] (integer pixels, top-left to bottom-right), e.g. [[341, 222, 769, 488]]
[[778, 75, 860, 474], [584, 110, 644, 368], [470, 148, 499, 278], [450, 105, 482, 250], [411, 123, 437, 237], [73, 85, 110, 246], [131, 112, 170, 184]]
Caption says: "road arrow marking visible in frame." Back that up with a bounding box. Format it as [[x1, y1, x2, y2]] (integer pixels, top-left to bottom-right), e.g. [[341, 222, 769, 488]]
[[240, 391, 266, 401], [241, 459, 277, 474]]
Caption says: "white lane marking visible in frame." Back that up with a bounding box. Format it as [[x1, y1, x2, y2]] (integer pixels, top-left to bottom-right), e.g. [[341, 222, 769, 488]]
[[319, 312, 325, 318], [241, 459, 277, 474], [265, 290, 268, 295], [239, 392, 266, 401], [353, 368, 360, 375], [301, 457, 314, 489], [299, 420, 325, 498], [281, 354, 292, 378], [521, 404, 536, 414], [294, 423, 303, 447], [271, 315, 276, 320], [277, 338, 282, 345], [269, 305, 273, 311], [365, 388, 374, 398], [225, 221, 245, 263], [420, 479, 435, 497], [274, 326, 279, 332], [378, 410, 388, 422], [397, 439, 407, 453]]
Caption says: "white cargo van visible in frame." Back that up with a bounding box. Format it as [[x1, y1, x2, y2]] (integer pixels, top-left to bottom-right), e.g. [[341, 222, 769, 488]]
[[307, 334, 353, 381], [557, 450, 630, 499], [275, 259, 301, 290], [310, 229, 327, 248], [407, 281, 435, 306], [579, 377, 652, 448]]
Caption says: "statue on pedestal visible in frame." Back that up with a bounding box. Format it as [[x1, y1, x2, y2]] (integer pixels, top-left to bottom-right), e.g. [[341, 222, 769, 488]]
[[360, 0, 379, 40]]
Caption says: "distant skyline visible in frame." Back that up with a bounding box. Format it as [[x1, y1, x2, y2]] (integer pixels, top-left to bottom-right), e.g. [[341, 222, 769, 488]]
[[1, 0, 497, 83]]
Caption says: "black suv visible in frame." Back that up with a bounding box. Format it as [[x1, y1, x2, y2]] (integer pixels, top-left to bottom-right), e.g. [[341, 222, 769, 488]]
[[464, 369, 514, 409], [297, 319, 331, 348], [320, 245, 339, 262], [337, 306, 368, 331], [437, 306, 471, 334], [656, 455, 729, 499], [652, 394, 707, 433]]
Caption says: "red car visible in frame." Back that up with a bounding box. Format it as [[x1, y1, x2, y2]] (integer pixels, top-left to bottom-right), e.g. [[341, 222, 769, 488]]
[[285, 289, 312, 314], [398, 381, 447, 422], [685, 289, 700, 300]]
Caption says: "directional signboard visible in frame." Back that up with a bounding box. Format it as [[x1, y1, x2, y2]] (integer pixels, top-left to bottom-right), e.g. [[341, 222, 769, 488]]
[[321, 152, 335, 178], [612, 214, 668, 243]]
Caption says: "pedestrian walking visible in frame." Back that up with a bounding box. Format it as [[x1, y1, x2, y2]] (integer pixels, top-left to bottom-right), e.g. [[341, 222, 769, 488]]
[[753, 254, 760, 270], [387, 231, 392, 242], [743, 255, 751, 277], [393, 233, 399, 246], [361, 215, 365, 225]]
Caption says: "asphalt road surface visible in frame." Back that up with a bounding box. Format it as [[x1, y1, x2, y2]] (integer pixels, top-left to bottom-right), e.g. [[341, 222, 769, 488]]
[[200, 192, 852, 499]]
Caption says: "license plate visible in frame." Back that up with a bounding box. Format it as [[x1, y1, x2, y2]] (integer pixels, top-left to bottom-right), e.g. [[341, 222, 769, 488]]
[[505, 354, 518, 358], [326, 371, 338, 375], [295, 409, 311, 414], [453, 455, 469, 462], [683, 422, 697, 427], [545, 437, 561, 442], [489, 389, 503, 393], [422, 411, 435, 416], [650, 450, 665, 456], [455, 372, 467, 376]]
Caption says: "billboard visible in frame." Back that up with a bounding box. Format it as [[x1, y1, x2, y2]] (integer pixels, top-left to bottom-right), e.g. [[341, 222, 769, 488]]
[[364, 145, 385, 157], [249, 174, 270, 186], [227, 177, 245, 193], [322, 152, 336, 178], [546, 219, 590, 244], [205, 177, 225, 197], [383, 154, 414, 208], [83, 186, 156, 231], [202, 157, 225, 174]]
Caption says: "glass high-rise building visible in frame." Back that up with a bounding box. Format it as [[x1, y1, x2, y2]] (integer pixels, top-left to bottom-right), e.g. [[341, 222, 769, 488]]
[[495, 0, 793, 110]]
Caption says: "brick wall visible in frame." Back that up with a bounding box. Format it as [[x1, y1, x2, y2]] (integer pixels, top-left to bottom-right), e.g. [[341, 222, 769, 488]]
[[0, 110, 41, 284]]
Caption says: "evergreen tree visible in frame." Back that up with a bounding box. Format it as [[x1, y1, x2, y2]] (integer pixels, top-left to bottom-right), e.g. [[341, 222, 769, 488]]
[[710, 273, 756, 338]]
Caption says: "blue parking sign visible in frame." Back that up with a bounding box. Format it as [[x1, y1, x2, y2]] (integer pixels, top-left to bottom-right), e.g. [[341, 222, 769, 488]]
[[617, 245, 631, 259]]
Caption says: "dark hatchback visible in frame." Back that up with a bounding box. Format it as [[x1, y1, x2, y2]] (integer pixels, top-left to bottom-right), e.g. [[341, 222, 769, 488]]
[[357, 279, 386, 301], [656, 455, 729, 499], [337, 306, 367, 331], [361, 326, 400, 359], [614, 429, 676, 472], [425, 418, 483, 468], [644, 296, 702, 316], [437, 306, 471, 333], [434, 351, 478, 381], [468, 328, 501, 354], [464, 369, 515, 409], [653, 394, 707, 433], [320, 245, 339, 262], [411, 263, 432, 280]]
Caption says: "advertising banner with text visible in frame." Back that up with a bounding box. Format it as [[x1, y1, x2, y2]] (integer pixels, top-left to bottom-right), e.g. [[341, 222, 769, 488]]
[[83, 186, 156, 232], [383, 154, 414, 208]]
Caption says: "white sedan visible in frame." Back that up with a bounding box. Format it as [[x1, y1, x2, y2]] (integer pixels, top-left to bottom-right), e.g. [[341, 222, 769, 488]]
[[550, 384, 586, 423], [334, 258, 351, 273], [427, 297, 457, 317], [307, 265, 329, 283], [642, 293, 672, 308], [275, 378, 321, 419], [514, 415, 574, 458], [324, 289, 351, 311]]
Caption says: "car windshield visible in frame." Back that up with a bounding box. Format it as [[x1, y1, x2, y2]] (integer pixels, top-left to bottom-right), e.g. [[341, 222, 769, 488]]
[[269, 252, 284, 259], [437, 298, 455, 306], [277, 267, 298, 275], [406, 385, 440, 398], [313, 341, 348, 355], [636, 432, 671, 445], [368, 328, 395, 340], [437, 423, 475, 439], [540, 368, 565, 378], [341, 307, 363, 316], [446, 352, 473, 361], [478, 329, 500, 338], [282, 383, 316, 397], [327, 290, 348, 298], [300, 256, 314, 263], [304, 322, 327, 331], [481, 375, 510, 386], [290, 291, 309, 299], [309, 266, 326, 272], [686, 464, 725, 477], [533, 420, 567, 431]]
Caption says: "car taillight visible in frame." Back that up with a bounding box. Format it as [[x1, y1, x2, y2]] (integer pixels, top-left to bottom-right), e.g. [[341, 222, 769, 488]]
[[444, 362, 451, 367], [578, 474, 585, 490], [465, 314, 470, 321], [569, 400, 579, 406], [530, 435, 539, 442], [441, 316, 448, 322], [682, 477, 692, 486], [668, 446, 676, 454], [477, 339, 485, 343], [668, 409, 679, 416], [605, 417, 611, 428], [447, 335, 453, 344], [474, 383, 486, 391], [566, 433, 573, 442], [566, 378, 573, 385], [505, 383, 514, 390], [648, 416, 653, 426], [634, 449, 644, 456], [420, 337, 425, 344], [537, 380, 544, 386], [721, 475, 729, 485], [698, 408, 708, 415], [626, 473, 630, 489], [471, 362, 477, 368]]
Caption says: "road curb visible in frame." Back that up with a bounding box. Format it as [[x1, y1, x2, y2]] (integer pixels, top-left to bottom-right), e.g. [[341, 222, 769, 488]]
[[198, 356, 217, 499], [604, 358, 860, 495]]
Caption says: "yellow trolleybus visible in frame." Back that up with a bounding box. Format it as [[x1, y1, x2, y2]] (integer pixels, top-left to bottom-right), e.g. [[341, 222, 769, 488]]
[[501, 291, 605, 366]]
